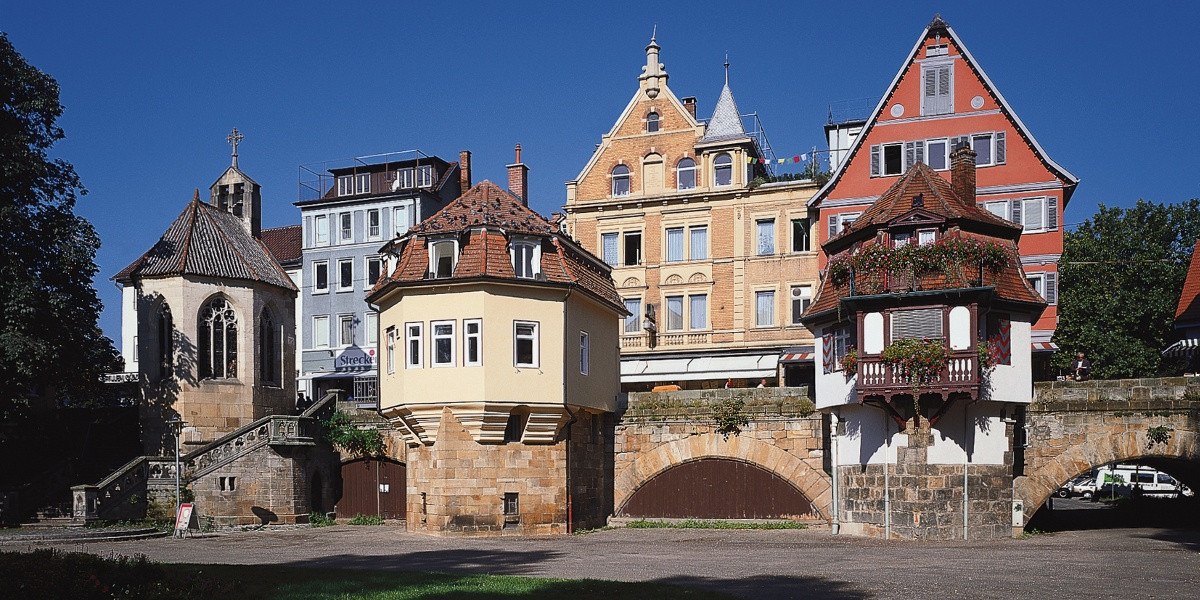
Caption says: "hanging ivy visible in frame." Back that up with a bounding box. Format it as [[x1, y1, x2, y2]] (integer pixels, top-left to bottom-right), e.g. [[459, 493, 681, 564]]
[[827, 237, 1009, 288]]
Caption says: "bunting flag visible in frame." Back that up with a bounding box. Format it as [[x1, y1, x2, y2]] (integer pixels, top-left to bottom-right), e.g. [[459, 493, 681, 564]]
[[747, 154, 811, 164]]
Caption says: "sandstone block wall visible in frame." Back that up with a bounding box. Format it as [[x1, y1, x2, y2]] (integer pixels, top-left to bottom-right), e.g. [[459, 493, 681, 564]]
[[190, 443, 339, 527]]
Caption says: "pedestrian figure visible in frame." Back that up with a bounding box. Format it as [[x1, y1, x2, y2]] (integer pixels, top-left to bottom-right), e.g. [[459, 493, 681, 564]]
[[1072, 352, 1091, 381]]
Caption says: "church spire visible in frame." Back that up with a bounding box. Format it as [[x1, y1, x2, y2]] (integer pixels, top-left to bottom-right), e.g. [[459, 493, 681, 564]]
[[226, 127, 243, 168], [211, 128, 262, 237], [639, 27, 668, 99]]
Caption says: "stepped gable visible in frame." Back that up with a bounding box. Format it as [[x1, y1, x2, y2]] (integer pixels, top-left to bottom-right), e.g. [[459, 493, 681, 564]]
[[114, 199, 296, 291], [373, 181, 623, 311], [260, 224, 302, 267]]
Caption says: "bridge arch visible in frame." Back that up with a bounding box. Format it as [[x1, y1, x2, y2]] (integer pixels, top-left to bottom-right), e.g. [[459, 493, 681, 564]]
[[614, 432, 831, 520]]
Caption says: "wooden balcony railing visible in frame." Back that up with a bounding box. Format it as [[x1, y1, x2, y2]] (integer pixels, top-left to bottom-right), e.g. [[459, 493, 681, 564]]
[[856, 349, 979, 399], [850, 266, 996, 297]]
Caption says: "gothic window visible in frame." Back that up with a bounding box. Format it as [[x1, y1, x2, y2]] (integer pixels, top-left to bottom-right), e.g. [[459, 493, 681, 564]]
[[199, 298, 238, 380], [611, 164, 631, 196], [259, 307, 279, 386], [714, 153, 733, 186]]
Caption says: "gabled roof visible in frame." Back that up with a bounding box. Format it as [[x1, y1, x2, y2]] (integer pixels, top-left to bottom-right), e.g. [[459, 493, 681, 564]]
[[260, 224, 302, 268], [809, 15, 1079, 208], [1175, 240, 1200, 324], [372, 181, 624, 312], [698, 81, 748, 143], [114, 200, 296, 291], [210, 164, 259, 189]]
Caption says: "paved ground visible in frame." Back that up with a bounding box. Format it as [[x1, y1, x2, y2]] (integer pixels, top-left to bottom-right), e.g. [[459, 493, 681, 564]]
[[28, 525, 1200, 599]]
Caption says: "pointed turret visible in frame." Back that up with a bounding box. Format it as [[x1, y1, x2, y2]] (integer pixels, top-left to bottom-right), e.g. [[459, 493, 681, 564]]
[[638, 29, 668, 99], [699, 58, 748, 143]]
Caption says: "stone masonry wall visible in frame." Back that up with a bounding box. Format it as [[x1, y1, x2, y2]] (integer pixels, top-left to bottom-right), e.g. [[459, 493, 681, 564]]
[[568, 410, 614, 531], [190, 442, 339, 527], [614, 387, 831, 519]]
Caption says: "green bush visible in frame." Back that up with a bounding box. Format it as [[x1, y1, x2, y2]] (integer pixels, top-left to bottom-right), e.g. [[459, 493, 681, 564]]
[[308, 512, 336, 527], [347, 514, 384, 526], [321, 411, 385, 457]]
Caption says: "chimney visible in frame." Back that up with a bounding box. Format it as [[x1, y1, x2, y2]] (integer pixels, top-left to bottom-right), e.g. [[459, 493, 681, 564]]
[[682, 96, 697, 119], [458, 150, 472, 191], [950, 143, 977, 204], [507, 143, 529, 206]]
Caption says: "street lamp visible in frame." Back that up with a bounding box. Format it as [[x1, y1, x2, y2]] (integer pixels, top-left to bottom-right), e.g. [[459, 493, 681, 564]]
[[166, 417, 186, 537]]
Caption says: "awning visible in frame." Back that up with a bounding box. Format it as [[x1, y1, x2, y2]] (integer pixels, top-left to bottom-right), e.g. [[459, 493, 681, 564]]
[[1163, 339, 1200, 357], [300, 370, 378, 380], [621, 354, 779, 383], [1031, 342, 1059, 352], [780, 345, 815, 363]]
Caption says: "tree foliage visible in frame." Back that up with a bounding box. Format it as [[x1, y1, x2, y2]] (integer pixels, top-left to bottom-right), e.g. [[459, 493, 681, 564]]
[[321, 411, 385, 458], [1052, 199, 1200, 379], [0, 32, 120, 415]]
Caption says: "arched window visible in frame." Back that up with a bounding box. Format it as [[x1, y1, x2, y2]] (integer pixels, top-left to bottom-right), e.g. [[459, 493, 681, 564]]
[[676, 157, 697, 190], [646, 111, 660, 133], [611, 164, 631, 197], [259, 307, 280, 386], [714, 153, 733, 187], [157, 303, 173, 378], [198, 298, 238, 380]]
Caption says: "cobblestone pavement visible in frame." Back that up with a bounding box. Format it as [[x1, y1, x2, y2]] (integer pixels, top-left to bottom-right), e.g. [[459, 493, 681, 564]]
[[33, 525, 1200, 599]]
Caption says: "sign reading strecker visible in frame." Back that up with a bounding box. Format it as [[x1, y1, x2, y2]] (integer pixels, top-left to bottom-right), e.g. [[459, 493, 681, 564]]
[[335, 346, 376, 372]]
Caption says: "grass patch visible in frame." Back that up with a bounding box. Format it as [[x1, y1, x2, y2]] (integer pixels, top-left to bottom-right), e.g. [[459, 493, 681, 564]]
[[348, 514, 384, 526], [83, 518, 171, 531], [0, 549, 733, 599], [308, 512, 336, 527], [625, 519, 808, 530]]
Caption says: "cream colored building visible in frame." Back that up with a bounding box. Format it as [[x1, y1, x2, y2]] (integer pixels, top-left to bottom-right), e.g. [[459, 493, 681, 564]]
[[563, 36, 822, 388], [370, 171, 625, 535]]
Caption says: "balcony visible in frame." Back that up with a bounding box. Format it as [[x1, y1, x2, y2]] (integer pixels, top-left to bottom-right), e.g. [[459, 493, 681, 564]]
[[855, 349, 980, 400], [621, 332, 712, 350], [849, 267, 997, 297]]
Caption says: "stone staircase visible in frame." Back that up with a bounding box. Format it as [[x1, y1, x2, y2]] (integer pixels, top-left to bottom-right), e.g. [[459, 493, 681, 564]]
[[72, 392, 338, 523]]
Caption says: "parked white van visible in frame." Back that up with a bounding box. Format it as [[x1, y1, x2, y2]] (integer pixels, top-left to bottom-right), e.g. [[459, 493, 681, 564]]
[[1091, 464, 1187, 499]]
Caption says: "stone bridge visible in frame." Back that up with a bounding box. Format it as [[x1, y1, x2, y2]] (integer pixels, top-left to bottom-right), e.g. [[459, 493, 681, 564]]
[[1016, 377, 1200, 526], [613, 387, 832, 522]]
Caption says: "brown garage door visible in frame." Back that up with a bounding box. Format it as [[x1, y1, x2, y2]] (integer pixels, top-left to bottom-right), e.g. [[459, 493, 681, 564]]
[[619, 458, 812, 519], [338, 458, 406, 519]]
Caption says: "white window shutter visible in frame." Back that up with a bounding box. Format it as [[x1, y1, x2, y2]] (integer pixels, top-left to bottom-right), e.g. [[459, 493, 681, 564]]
[[1045, 272, 1058, 304], [1047, 196, 1059, 231], [828, 214, 839, 238], [915, 140, 925, 165], [1010, 199, 1023, 227], [995, 131, 1006, 164], [870, 145, 881, 177]]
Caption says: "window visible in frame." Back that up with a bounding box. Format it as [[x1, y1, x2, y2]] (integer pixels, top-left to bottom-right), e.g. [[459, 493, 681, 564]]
[[689, 226, 708, 260], [921, 64, 952, 116], [1026, 272, 1058, 304], [665, 227, 684, 262], [623, 298, 642, 333], [511, 240, 540, 278], [314, 214, 329, 245], [337, 175, 353, 196], [579, 331, 590, 375], [926, 138, 949, 170], [504, 415, 525, 444], [464, 319, 482, 366], [430, 240, 457, 278], [646, 111, 660, 132], [601, 232, 619, 266], [386, 327, 396, 373], [883, 143, 903, 175], [689, 294, 707, 330], [891, 308, 943, 340], [833, 326, 853, 369], [356, 173, 371, 195], [405, 322, 423, 368], [984, 201, 1009, 220], [367, 256, 383, 286], [756, 219, 775, 255], [755, 290, 775, 327], [367, 209, 381, 239], [665, 296, 684, 331], [219, 476, 237, 492], [623, 231, 642, 266], [826, 212, 861, 238], [418, 165, 433, 187], [962, 132, 1006, 167], [156, 304, 173, 375], [985, 197, 1057, 232], [972, 134, 993, 166], [1022, 197, 1046, 232], [611, 164, 631, 196], [338, 314, 355, 346], [198, 298, 238, 379], [676, 157, 696, 190], [313, 315, 330, 349], [313, 261, 329, 293], [791, 286, 812, 325], [258, 308, 279, 385], [713, 153, 732, 186], [791, 218, 810, 252], [393, 206, 410, 236], [431, 321, 455, 366], [893, 232, 912, 247], [400, 168, 415, 189], [918, 230, 936, 246], [514, 321, 539, 367], [365, 312, 378, 347], [338, 258, 354, 291], [503, 492, 520, 524], [339, 212, 352, 242]]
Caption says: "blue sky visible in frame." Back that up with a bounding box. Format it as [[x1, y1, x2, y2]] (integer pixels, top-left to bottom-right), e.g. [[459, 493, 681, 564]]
[[5, 1, 1200, 343]]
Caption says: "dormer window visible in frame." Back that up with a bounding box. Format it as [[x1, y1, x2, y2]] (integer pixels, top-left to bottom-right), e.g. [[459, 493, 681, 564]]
[[646, 111, 660, 133], [511, 238, 541, 279], [918, 229, 936, 246], [713, 153, 733, 187], [337, 175, 353, 196], [611, 165, 630, 196], [893, 232, 912, 248], [418, 165, 433, 187], [429, 239, 457, 278]]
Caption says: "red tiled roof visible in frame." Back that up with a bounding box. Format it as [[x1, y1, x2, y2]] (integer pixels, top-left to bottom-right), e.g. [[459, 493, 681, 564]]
[[260, 224, 302, 267], [369, 181, 623, 312], [1175, 240, 1200, 323]]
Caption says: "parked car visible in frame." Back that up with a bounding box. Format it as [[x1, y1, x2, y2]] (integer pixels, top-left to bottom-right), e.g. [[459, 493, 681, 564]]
[[1056, 476, 1096, 499]]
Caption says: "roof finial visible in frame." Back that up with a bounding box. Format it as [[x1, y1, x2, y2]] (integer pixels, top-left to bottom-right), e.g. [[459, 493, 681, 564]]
[[193, 188, 200, 202], [724, 52, 730, 86], [651, 23, 657, 43], [226, 127, 243, 168]]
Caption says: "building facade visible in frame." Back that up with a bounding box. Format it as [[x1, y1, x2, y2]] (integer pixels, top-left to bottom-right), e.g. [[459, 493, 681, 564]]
[[812, 16, 1077, 379], [370, 169, 625, 535], [562, 37, 821, 389], [803, 147, 1046, 539], [296, 152, 467, 401]]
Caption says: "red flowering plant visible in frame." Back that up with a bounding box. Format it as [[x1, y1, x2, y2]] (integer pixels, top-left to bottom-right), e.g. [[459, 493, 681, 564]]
[[841, 348, 858, 378], [826, 237, 1008, 292], [879, 338, 950, 390]]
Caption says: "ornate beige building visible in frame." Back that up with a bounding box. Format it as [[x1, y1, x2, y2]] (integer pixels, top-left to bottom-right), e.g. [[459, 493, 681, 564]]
[[563, 37, 822, 389]]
